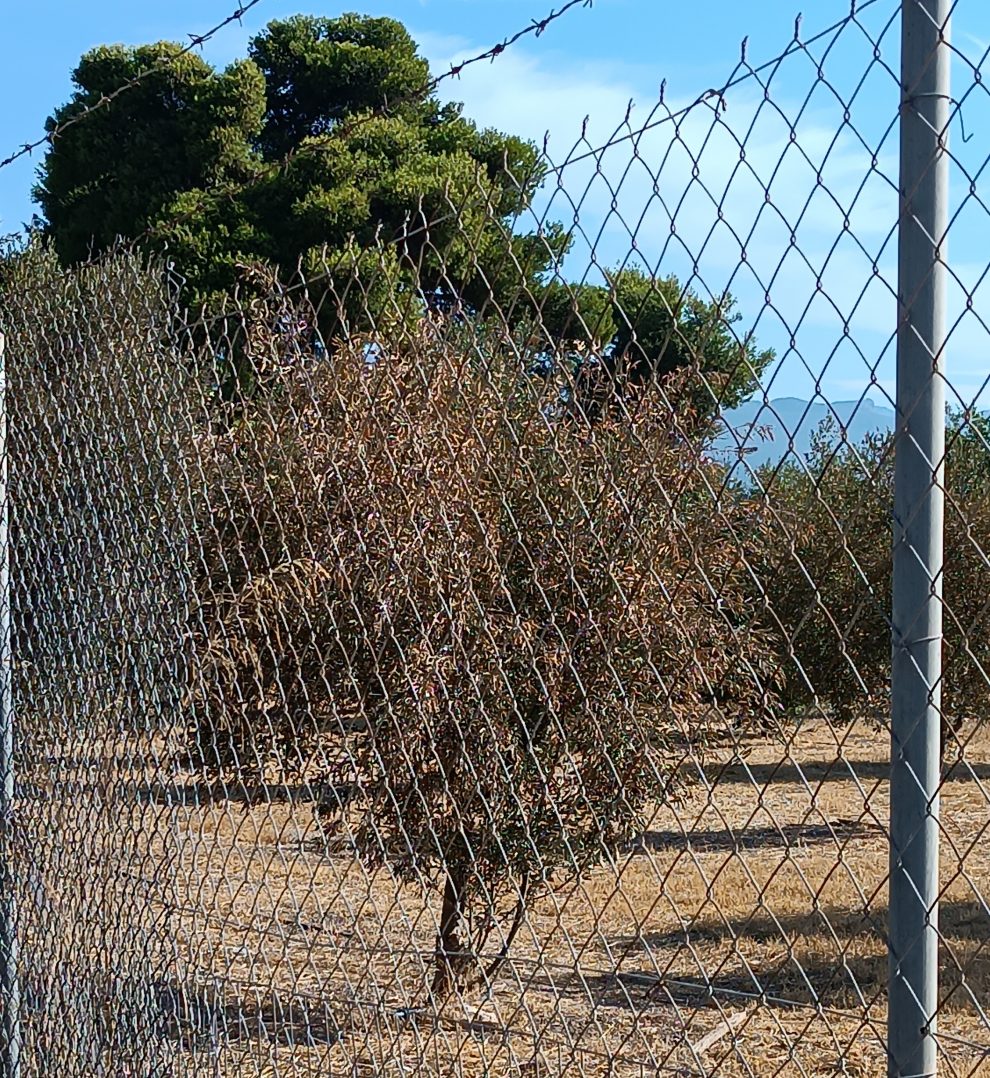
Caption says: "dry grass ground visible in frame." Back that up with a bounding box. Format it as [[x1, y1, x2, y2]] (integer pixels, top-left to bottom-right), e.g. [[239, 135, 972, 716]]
[[16, 715, 990, 1077]]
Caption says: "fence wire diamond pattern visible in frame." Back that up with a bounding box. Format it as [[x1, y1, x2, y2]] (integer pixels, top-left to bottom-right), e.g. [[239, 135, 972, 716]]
[[0, 2, 988, 1076]]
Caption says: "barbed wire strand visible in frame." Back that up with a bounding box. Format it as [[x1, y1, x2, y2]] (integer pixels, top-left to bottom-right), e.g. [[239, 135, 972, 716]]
[[0, 0, 266, 173], [0, 0, 594, 178]]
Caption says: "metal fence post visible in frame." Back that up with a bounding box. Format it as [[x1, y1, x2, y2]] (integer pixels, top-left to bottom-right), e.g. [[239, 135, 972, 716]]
[[0, 331, 20, 1078], [888, 2, 951, 1076]]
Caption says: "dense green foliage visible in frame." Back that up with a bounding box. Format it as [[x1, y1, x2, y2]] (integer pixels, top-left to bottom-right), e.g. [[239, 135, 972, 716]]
[[36, 14, 561, 320], [756, 414, 990, 751], [35, 44, 267, 266], [35, 12, 770, 416], [540, 269, 774, 420]]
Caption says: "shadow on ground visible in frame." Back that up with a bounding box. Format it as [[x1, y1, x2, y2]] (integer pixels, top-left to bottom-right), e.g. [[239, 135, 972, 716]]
[[547, 898, 990, 1015], [19, 971, 343, 1073], [163, 983, 342, 1049], [687, 756, 990, 786], [134, 779, 324, 806], [623, 817, 885, 855], [14, 777, 326, 806]]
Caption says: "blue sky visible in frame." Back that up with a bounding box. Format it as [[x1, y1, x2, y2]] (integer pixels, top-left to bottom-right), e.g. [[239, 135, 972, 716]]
[[2, 0, 989, 412]]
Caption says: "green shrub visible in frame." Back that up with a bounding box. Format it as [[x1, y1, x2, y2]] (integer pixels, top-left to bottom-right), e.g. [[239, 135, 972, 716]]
[[756, 415, 990, 753]]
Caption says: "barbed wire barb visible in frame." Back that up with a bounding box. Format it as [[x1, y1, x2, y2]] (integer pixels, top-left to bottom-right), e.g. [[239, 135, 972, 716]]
[[0, 0, 266, 173]]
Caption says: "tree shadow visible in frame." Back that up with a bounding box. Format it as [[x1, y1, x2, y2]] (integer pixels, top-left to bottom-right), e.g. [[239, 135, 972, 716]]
[[688, 757, 990, 786], [623, 817, 885, 855], [13, 778, 327, 807], [133, 780, 323, 807], [527, 956, 884, 1017], [162, 983, 342, 1049], [22, 753, 161, 771], [623, 896, 990, 949], [562, 898, 990, 1015], [21, 968, 344, 1059]]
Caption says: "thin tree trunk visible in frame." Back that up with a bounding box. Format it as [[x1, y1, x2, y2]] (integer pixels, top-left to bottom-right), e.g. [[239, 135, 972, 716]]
[[432, 858, 470, 1000], [482, 873, 530, 985]]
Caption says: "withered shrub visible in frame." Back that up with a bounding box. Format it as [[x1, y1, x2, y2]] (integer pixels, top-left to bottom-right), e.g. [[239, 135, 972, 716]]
[[187, 304, 783, 996]]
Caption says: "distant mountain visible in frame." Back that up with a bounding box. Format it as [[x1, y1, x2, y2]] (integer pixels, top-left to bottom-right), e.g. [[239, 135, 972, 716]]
[[713, 396, 895, 470]]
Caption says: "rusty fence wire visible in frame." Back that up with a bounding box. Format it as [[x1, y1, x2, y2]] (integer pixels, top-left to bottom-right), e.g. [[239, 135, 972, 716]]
[[0, 1, 988, 1075]]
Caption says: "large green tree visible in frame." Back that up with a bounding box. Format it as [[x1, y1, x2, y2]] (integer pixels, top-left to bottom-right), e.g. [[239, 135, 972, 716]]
[[36, 14, 564, 319], [35, 12, 769, 417], [537, 269, 774, 424], [35, 43, 267, 266]]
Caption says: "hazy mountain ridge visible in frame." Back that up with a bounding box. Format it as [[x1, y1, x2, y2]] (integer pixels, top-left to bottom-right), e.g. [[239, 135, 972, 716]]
[[714, 396, 895, 468]]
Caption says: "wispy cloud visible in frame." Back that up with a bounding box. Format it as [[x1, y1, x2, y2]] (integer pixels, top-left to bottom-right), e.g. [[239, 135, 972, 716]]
[[421, 30, 912, 401]]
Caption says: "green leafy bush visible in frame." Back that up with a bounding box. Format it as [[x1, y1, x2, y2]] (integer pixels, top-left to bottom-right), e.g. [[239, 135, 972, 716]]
[[756, 415, 990, 753]]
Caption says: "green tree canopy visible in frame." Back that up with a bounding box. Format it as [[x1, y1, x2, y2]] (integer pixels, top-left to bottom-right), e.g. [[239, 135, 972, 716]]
[[248, 13, 432, 157], [35, 44, 267, 264], [35, 13, 563, 319], [537, 269, 773, 423], [754, 410, 990, 753], [35, 12, 770, 419]]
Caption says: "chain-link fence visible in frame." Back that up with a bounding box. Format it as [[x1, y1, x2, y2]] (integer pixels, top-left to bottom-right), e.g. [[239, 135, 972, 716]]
[[0, 0, 986, 1075]]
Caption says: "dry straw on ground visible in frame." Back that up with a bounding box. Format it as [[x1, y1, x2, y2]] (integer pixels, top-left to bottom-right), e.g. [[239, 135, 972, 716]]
[[19, 715, 990, 1077]]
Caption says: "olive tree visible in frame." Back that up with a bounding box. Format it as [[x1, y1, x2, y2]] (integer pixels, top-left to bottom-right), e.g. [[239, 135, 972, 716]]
[[185, 275, 784, 997]]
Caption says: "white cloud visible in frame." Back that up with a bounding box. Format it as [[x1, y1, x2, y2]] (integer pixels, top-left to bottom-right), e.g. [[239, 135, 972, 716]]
[[420, 32, 910, 402], [223, 17, 989, 407], [423, 32, 642, 149]]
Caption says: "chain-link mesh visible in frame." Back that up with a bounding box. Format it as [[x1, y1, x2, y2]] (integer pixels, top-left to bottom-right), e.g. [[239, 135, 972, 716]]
[[0, 2, 988, 1075]]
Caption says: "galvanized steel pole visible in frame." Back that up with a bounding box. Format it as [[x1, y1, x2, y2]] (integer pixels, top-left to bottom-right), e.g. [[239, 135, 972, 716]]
[[888, 2, 951, 1076]]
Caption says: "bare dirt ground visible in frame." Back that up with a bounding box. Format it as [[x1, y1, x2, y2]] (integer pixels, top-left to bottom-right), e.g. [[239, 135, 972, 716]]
[[17, 716, 990, 1077]]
